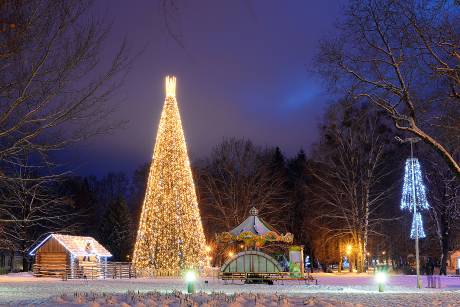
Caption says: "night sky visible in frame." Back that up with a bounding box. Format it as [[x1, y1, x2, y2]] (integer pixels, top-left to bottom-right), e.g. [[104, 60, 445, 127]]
[[63, 0, 343, 176]]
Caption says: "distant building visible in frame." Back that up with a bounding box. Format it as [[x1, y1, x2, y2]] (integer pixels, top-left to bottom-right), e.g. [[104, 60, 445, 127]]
[[0, 250, 23, 274], [448, 249, 460, 275]]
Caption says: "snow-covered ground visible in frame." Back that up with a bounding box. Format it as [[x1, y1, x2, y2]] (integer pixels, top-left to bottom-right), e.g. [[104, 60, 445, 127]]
[[0, 272, 459, 306]]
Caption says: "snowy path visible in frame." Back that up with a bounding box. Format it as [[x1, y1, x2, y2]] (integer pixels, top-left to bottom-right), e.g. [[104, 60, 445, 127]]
[[0, 273, 459, 306]]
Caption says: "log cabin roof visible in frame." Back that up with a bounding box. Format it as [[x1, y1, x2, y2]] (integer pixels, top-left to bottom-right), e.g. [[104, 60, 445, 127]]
[[29, 234, 112, 257]]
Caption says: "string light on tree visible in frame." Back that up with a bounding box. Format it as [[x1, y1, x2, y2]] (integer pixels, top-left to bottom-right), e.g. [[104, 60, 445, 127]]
[[410, 212, 426, 239], [132, 76, 207, 276]]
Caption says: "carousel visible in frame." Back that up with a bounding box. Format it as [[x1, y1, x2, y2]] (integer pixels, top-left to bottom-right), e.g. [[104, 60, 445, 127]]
[[216, 207, 314, 284]]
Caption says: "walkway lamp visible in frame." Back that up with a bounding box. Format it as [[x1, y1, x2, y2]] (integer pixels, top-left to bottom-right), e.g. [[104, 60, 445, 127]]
[[184, 270, 197, 294], [375, 271, 387, 292]]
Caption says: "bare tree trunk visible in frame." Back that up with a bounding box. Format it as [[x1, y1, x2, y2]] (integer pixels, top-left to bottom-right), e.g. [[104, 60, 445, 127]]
[[357, 237, 364, 273], [338, 241, 342, 273], [308, 102, 394, 271], [439, 213, 450, 276]]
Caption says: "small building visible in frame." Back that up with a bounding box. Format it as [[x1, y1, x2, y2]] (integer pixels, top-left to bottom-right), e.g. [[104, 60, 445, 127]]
[[0, 250, 23, 274], [448, 249, 460, 275], [29, 234, 112, 278]]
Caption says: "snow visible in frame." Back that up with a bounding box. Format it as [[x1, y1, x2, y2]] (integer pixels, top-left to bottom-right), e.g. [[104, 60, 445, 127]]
[[0, 272, 459, 306]]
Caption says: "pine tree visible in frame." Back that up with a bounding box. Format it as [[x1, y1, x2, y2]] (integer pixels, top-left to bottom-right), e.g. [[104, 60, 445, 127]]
[[132, 76, 206, 276], [99, 197, 133, 261]]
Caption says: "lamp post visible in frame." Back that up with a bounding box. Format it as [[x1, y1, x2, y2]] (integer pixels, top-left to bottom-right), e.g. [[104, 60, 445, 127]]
[[205, 245, 212, 267], [346, 244, 352, 272], [396, 136, 422, 289], [367, 252, 370, 272]]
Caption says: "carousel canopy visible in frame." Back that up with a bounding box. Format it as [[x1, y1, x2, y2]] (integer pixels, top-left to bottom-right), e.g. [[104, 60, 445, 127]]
[[217, 207, 293, 245], [230, 207, 279, 236]]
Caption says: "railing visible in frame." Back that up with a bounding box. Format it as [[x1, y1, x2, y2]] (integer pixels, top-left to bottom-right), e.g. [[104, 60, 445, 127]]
[[102, 262, 136, 279], [33, 262, 135, 280]]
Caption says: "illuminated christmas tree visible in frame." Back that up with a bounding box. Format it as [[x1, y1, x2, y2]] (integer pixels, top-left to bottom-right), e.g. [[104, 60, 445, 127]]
[[401, 158, 429, 239], [132, 76, 206, 276]]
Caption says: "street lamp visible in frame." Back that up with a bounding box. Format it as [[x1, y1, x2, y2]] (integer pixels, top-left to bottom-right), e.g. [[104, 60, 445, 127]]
[[366, 252, 371, 272], [346, 244, 352, 255], [204, 245, 212, 267], [346, 244, 352, 272]]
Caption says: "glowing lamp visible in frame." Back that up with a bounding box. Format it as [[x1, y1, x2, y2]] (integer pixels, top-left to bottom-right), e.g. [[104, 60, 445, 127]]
[[228, 251, 234, 257], [184, 270, 197, 293], [375, 271, 387, 292], [185, 270, 196, 282], [346, 244, 352, 256]]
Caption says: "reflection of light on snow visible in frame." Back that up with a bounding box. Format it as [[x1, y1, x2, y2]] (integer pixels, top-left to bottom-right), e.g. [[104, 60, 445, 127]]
[[2, 273, 460, 303]]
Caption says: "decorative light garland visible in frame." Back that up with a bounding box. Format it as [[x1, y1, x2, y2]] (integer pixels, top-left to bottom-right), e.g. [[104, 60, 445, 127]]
[[132, 76, 207, 276], [410, 212, 426, 239], [400, 158, 429, 239]]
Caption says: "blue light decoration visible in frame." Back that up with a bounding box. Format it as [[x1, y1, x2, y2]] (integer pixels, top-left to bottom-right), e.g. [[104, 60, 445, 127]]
[[410, 212, 426, 239], [401, 158, 429, 239]]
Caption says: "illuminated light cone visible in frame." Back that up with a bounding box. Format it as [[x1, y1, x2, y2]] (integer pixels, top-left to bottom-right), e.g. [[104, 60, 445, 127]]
[[132, 76, 206, 276]]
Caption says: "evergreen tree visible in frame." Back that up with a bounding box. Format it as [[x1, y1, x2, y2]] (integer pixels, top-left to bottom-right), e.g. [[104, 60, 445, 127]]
[[98, 197, 133, 261], [287, 150, 309, 244]]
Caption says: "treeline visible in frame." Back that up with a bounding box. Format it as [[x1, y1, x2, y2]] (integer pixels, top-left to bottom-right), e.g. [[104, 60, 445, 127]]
[[3, 100, 456, 274]]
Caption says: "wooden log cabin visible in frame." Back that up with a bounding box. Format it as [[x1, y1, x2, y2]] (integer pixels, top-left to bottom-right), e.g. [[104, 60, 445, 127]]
[[29, 234, 112, 278]]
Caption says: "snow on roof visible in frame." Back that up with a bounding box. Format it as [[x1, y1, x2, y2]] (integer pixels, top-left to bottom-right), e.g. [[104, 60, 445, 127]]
[[29, 234, 112, 257]]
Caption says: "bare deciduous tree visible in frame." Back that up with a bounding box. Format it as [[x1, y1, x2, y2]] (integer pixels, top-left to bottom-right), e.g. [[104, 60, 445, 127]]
[[316, 0, 460, 175], [0, 0, 128, 171], [425, 153, 460, 274], [196, 138, 290, 235], [308, 103, 394, 272], [0, 0, 128, 266], [0, 160, 80, 271]]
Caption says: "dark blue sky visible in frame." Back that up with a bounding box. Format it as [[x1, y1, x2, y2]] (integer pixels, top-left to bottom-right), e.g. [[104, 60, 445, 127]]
[[64, 0, 343, 176]]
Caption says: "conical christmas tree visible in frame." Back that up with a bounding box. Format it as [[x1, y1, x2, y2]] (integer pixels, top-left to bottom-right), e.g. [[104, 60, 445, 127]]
[[400, 158, 429, 239], [132, 76, 206, 276]]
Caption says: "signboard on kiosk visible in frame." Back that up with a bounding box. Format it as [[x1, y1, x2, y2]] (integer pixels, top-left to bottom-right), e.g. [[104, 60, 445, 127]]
[[289, 245, 304, 278]]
